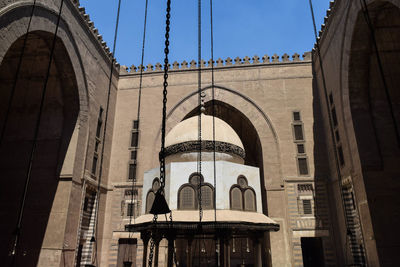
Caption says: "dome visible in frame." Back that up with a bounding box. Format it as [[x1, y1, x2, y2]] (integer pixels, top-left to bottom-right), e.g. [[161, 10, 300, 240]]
[[164, 114, 245, 162], [166, 114, 244, 149]]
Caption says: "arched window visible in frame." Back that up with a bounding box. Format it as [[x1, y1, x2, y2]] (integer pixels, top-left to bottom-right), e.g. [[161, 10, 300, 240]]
[[146, 191, 155, 213], [178, 173, 214, 210], [179, 186, 195, 210], [230, 187, 243, 210], [244, 189, 256, 211], [201, 185, 213, 210], [230, 176, 257, 212], [145, 178, 160, 214]]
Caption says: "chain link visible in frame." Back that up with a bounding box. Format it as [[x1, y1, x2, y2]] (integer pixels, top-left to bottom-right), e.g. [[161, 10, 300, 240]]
[[148, 1, 171, 266]]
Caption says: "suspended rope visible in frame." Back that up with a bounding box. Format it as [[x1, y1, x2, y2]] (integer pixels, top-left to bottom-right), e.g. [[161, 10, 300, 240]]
[[147, 0, 172, 266], [91, 0, 122, 264], [9, 0, 64, 265], [359, 0, 400, 147], [208, 0, 219, 265], [307, 0, 366, 264], [0, 0, 37, 147], [197, 0, 204, 225], [128, 0, 149, 234]]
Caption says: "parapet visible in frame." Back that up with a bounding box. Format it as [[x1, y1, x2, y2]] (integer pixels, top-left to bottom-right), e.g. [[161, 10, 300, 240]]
[[71, 0, 119, 68], [120, 52, 312, 75], [313, 0, 337, 49]]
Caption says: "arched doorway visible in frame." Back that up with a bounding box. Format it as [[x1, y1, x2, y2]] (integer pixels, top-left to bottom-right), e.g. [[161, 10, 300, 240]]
[[349, 1, 400, 264], [0, 31, 79, 266]]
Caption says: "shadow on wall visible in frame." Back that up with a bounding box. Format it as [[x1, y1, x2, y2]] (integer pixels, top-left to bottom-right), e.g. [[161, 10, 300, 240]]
[[0, 31, 79, 266]]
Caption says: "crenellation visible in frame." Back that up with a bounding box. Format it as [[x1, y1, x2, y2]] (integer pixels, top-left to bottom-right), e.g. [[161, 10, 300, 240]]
[[253, 55, 260, 64], [172, 61, 179, 70], [181, 60, 188, 69], [155, 62, 162, 71], [137, 65, 145, 72], [271, 54, 279, 63], [234, 56, 242, 65], [281, 53, 290, 62], [243, 56, 251, 64], [120, 52, 311, 75]]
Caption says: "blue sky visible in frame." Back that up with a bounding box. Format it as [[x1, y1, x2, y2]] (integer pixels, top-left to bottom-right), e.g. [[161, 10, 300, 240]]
[[80, 0, 331, 67]]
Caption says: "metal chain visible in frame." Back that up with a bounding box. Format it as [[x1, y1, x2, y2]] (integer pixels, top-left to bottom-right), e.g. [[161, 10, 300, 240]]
[[148, 1, 171, 266], [159, 0, 171, 191]]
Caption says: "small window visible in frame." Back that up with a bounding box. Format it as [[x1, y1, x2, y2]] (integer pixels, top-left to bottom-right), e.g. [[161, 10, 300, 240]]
[[297, 144, 305, 154], [335, 130, 340, 142], [293, 125, 304, 141], [237, 176, 248, 188], [201, 186, 214, 209], [127, 203, 134, 217], [179, 186, 195, 210], [130, 132, 139, 147], [95, 140, 100, 152], [298, 157, 309, 175], [125, 189, 138, 196], [329, 93, 334, 105], [338, 145, 345, 166], [130, 150, 137, 160], [244, 189, 256, 211], [128, 163, 136, 180], [230, 187, 243, 210], [83, 197, 89, 211], [92, 154, 98, 175], [96, 107, 104, 138], [133, 120, 139, 130], [303, 199, 312, 215], [293, 111, 301, 121], [331, 107, 338, 127]]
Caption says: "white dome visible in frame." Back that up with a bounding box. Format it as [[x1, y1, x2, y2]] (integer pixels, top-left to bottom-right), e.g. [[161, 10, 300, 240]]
[[165, 114, 244, 150]]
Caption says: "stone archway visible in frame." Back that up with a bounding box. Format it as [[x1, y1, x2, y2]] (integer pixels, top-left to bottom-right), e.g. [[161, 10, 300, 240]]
[[348, 1, 400, 265], [0, 31, 79, 266]]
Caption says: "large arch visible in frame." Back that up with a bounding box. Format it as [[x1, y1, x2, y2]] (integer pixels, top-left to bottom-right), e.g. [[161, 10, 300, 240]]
[[0, 29, 80, 266], [347, 1, 400, 265]]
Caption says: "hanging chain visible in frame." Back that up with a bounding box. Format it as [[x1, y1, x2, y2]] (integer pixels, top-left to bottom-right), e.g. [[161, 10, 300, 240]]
[[148, 1, 171, 266]]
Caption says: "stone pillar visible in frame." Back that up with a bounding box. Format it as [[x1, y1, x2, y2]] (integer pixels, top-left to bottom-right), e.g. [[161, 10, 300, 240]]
[[141, 232, 150, 267], [253, 236, 262, 267], [186, 237, 193, 267], [224, 235, 231, 267], [167, 233, 175, 267], [154, 236, 161, 267]]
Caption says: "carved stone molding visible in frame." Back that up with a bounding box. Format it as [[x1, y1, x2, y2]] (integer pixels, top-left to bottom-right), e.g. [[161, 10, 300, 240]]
[[163, 141, 245, 159]]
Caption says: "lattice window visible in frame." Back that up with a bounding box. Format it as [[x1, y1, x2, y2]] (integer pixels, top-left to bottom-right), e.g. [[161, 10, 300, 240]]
[[180, 186, 195, 210], [146, 191, 155, 213], [201, 185, 213, 209], [230, 187, 242, 210], [244, 189, 256, 211], [303, 199, 312, 215], [293, 124, 304, 141]]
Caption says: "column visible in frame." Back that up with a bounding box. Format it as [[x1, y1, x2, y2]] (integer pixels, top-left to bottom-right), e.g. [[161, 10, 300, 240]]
[[186, 236, 193, 267], [253, 236, 262, 267], [154, 236, 161, 267], [167, 233, 175, 267], [224, 235, 231, 267], [219, 237, 225, 267], [141, 232, 150, 267]]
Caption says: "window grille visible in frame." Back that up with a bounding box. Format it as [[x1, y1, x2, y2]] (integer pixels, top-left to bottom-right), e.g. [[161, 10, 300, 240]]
[[91, 154, 98, 175], [127, 203, 134, 217], [128, 163, 136, 180], [298, 157, 309, 175], [230, 187, 243, 210], [303, 199, 312, 215], [130, 132, 138, 147], [201, 186, 213, 209], [293, 125, 304, 141], [244, 189, 256, 211], [293, 111, 301, 121], [297, 144, 305, 154], [180, 186, 195, 210]]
